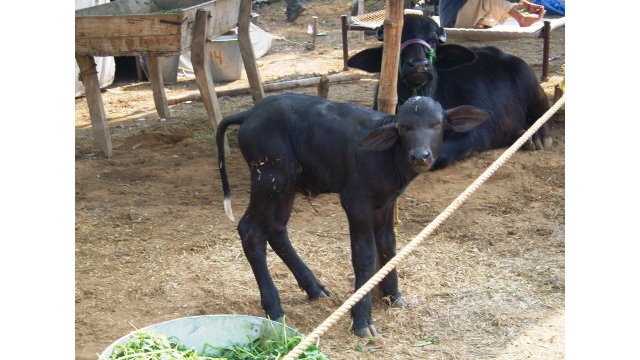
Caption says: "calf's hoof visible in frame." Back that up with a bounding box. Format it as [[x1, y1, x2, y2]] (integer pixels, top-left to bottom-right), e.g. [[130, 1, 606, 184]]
[[309, 290, 329, 301], [389, 296, 408, 309], [520, 130, 536, 151], [533, 136, 544, 150], [353, 324, 378, 338]]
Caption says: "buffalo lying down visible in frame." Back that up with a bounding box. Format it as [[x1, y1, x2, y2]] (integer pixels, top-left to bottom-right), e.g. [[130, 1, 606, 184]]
[[216, 93, 490, 337], [347, 12, 552, 170]]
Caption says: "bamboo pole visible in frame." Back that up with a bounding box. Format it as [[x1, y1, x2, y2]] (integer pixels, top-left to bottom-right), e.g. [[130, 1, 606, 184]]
[[167, 73, 363, 105], [376, 0, 403, 115]]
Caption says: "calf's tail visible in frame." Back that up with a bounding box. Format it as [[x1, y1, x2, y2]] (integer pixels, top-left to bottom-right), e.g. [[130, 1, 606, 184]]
[[216, 112, 246, 222]]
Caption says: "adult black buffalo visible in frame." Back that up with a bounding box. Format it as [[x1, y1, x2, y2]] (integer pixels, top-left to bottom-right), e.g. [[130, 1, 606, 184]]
[[216, 93, 490, 337], [347, 12, 552, 170]]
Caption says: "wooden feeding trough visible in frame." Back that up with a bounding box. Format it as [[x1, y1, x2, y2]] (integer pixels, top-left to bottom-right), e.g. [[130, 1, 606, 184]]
[[76, 0, 264, 157]]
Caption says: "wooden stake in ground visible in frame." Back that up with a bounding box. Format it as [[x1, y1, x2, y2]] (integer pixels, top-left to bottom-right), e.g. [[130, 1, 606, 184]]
[[317, 75, 329, 98], [306, 16, 318, 50]]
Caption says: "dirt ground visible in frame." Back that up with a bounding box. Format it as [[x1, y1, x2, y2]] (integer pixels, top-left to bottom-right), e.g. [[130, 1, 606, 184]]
[[75, 1, 565, 359]]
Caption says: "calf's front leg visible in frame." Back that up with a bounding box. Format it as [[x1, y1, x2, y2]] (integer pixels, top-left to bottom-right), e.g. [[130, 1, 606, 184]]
[[344, 206, 379, 338], [374, 202, 408, 309]]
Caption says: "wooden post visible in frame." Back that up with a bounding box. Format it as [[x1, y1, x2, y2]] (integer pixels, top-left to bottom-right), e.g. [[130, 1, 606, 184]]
[[307, 16, 318, 50], [357, 0, 364, 42], [376, 0, 403, 115], [192, 9, 230, 157], [75, 55, 113, 157], [541, 20, 551, 81], [146, 56, 170, 120], [238, 0, 265, 103], [341, 15, 350, 71]]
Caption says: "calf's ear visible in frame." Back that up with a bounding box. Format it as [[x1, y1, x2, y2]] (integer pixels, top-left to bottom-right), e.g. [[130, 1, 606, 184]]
[[347, 46, 384, 73], [359, 124, 399, 151], [445, 105, 493, 133], [435, 44, 477, 71]]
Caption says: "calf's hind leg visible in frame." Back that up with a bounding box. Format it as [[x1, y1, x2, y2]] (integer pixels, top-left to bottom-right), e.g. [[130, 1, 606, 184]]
[[239, 182, 327, 323], [267, 191, 329, 301], [238, 207, 284, 322]]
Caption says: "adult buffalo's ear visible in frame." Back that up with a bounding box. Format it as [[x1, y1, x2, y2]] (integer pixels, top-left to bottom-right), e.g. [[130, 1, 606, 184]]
[[359, 123, 399, 150], [435, 44, 477, 71], [444, 105, 492, 133], [347, 46, 384, 73], [439, 27, 447, 43], [376, 25, 384, 41]]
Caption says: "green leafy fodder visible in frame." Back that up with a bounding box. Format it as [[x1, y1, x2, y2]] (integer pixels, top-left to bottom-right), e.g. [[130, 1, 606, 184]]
[[102, 319, 329, 360], [208, 318, 328, 360], [209, 335, 328, 359], [155, 8, 182, 13], [104, 330, 219, 359]]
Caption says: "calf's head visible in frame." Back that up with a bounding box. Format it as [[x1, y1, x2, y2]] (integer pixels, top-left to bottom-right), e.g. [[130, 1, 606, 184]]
[[359, 97, 492, 172]]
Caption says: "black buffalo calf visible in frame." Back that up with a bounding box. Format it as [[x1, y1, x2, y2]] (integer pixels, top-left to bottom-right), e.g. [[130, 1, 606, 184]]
[[216, 93, 490, 337], [347, 13, 552, 170]]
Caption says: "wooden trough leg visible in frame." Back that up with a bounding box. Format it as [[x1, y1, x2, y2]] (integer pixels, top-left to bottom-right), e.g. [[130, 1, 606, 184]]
[[135, 56, 144, 82], [238, 0, 265, 103], [146, 56, 171, 120], [75, 55, 113, 157], [192, 9, 230, 157]]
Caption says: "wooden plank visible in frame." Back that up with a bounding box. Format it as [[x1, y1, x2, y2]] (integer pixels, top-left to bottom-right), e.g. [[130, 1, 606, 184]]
[[75, 0, 216, 17], [75, 15, 183, 38], [76, 0, 240, 56], [75, 55, 113, 157], [76, 36, 184, 56], [75, 0, 154, 16], [204, 0, 241, 38]]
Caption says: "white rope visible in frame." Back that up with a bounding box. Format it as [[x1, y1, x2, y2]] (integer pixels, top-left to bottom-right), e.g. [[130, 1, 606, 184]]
[[283, 94, 566, 359]]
